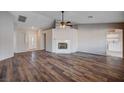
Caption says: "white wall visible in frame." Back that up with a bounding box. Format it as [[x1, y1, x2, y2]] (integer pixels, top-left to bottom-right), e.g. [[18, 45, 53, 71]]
[[78, 24, 107, 55], [44, 29, 52, 52], [15, 28, 27, 53], [40, 31, 45, 50], [78, 24, 124, 55], [0, 12, 14, 61]]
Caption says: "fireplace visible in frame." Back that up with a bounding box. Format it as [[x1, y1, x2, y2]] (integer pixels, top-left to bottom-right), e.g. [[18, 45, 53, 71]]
[[58, 43, 67, 49], [44, 28, 78, 53], [52, 40, 72, 53]]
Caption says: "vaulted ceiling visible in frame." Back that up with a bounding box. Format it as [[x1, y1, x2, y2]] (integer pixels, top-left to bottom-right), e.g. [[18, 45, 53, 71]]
[[10, 11, 124, 30]]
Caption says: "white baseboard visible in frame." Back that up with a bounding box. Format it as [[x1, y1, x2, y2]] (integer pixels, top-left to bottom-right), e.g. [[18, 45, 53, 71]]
[[0, 54, 14, 61]]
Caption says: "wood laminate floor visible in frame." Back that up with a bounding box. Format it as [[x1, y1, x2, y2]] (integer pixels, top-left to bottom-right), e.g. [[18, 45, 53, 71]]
[[0, 50, 124, 82]]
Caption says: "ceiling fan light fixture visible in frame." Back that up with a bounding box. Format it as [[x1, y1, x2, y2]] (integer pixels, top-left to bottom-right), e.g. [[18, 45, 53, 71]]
[[60, 22, 66, 28], [60, 11, 66, 28], [59, 11, 72, 28]]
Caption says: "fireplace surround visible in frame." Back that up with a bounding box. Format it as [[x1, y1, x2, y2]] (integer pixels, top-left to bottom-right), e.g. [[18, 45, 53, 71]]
[[44, 28, 78, 53]]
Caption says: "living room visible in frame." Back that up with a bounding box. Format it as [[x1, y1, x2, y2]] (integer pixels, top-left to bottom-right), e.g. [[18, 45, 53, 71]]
[[0, 11, 124, 82], [0, 0, 124, 93]]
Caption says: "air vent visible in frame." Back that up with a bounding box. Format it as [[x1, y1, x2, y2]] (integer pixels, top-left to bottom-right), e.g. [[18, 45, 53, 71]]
[[88, 16, 93, 18], [18, 15, 27, 22]]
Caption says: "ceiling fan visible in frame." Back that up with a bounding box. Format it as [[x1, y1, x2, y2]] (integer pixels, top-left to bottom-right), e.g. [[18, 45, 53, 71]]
[[60, 11, 72, 28]]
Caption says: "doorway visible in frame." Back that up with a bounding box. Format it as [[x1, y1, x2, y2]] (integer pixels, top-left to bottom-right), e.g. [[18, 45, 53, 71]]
[[43, 33, 46, 50], [106, 29, 123, 58], [27, 31, 38, 51]]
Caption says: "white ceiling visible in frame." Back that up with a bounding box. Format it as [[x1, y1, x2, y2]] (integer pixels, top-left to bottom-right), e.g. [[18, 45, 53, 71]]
[[10, 11, 53, 29], [10, 11, 124, 29], [38, 11, 124, 24]]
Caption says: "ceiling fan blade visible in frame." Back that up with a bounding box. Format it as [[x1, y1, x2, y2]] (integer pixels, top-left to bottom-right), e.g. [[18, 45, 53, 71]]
[[66, 24, 73, 27], [66, 21, 73, 26]]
